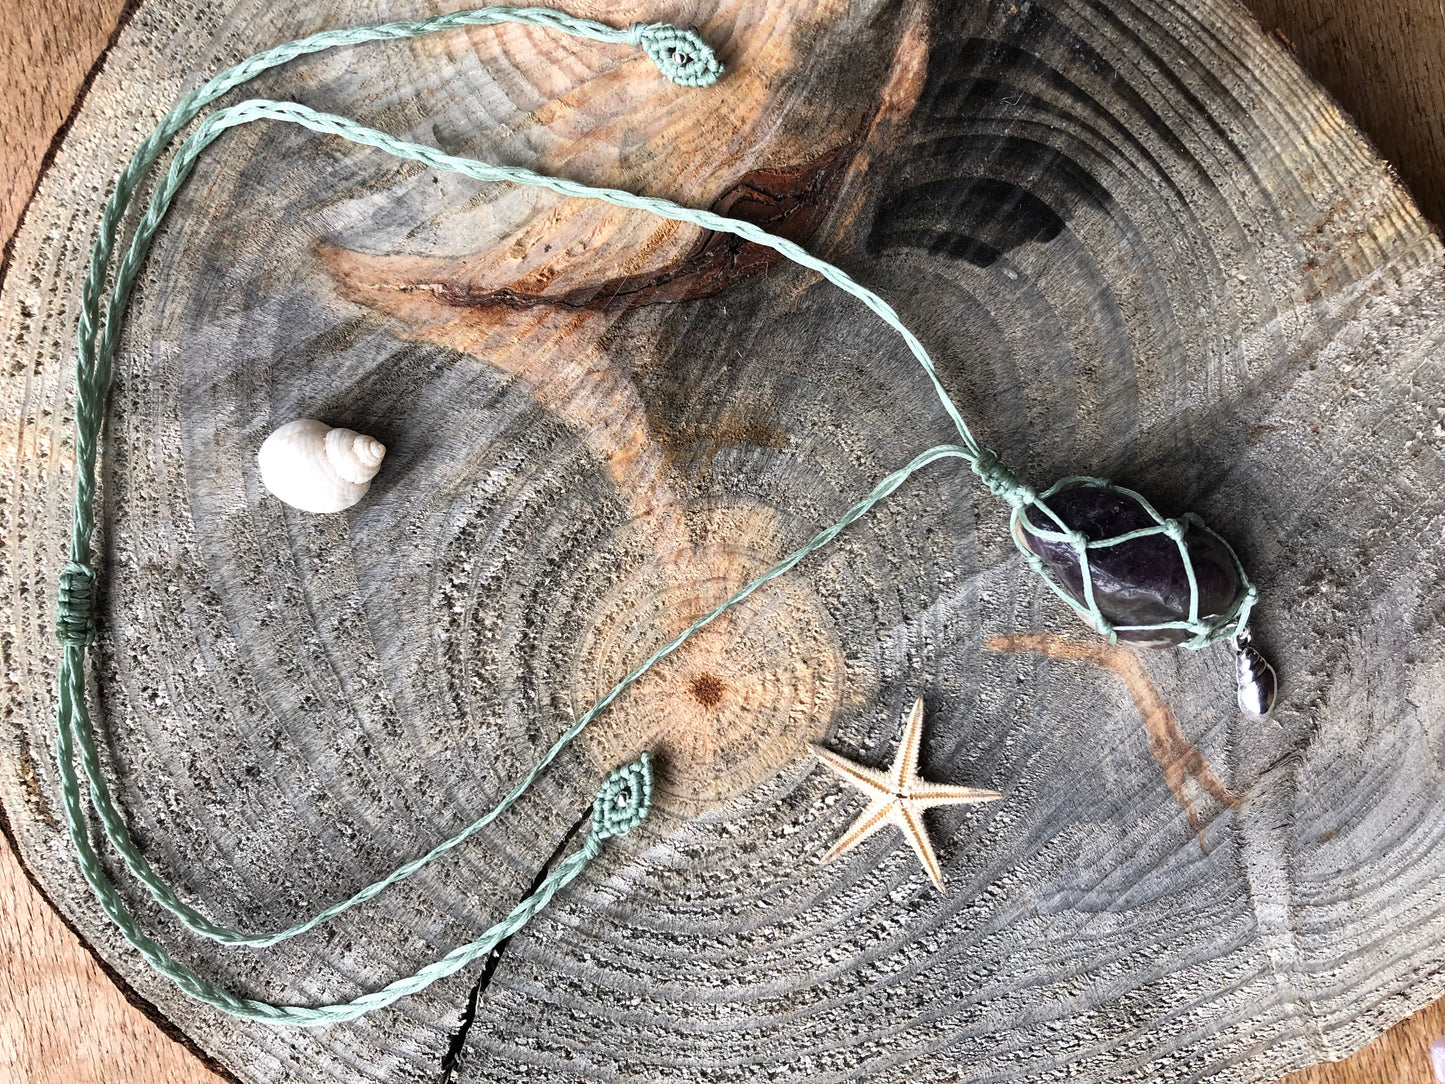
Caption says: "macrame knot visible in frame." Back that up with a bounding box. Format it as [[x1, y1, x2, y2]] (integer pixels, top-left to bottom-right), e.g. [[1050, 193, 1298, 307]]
[[1160, 517, 1187, 543], [630, 23, 723, 86], [590, 753, 652, 841], [972, 449, 1034, 509], [56, 560, 98, 647]]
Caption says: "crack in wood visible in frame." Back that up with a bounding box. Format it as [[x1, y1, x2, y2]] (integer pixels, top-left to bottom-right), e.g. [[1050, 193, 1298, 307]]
[[325, 141, 858, 322], [438, 808, 590, 1083]]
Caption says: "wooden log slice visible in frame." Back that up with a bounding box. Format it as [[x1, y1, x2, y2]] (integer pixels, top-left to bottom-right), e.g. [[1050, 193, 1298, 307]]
[[3, 0, 1444, 1080]]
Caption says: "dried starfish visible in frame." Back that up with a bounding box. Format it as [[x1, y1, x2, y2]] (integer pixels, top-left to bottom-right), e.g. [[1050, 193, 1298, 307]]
[[814, 698, 1001, 890]]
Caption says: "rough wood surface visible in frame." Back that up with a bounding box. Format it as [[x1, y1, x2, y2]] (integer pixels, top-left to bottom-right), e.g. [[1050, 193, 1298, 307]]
[[2, 1, 229, 1080], [0, 0, 133, 262], [1284, 995, 1445, 1084], [1250, 0, 1445, 230], [0, 828, 226, 1084], [2, 1, 1444, 1083]]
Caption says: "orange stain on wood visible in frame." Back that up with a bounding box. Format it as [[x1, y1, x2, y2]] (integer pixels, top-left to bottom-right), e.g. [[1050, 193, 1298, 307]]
[[985, 632, 1241, 848], [826, 19, 931, 238]]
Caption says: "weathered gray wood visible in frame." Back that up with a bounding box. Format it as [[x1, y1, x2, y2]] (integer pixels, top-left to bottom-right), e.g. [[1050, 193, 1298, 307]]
[[2, 0, 1443, 1081]]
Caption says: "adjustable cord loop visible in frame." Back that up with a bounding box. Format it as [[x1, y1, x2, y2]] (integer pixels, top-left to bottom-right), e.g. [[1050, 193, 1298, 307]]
[[56, 561, 98, 647], [55, 6, 721, 1028]]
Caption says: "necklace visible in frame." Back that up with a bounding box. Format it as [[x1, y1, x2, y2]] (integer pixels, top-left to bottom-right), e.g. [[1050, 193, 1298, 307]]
[[54, 4, 1269, 1026]]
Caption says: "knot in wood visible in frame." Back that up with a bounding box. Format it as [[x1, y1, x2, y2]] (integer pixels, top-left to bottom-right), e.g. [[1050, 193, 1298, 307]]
[[689, 672, 726, 708], [576, 535, 842, 817]]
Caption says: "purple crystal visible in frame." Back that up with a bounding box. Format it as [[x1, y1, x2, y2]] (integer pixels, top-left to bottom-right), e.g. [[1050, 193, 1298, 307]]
[[1014, 481, 1244, 648]]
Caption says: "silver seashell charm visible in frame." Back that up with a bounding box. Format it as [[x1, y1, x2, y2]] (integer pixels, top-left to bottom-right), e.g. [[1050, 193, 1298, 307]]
[[1232, 627, 1277, 717]]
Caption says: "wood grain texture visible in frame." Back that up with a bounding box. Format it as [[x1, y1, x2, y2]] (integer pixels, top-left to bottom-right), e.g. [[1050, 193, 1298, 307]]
[[0, 0, 134, 272], [1248, 0, 1445, 230], [1283, 994, 1445, 1084], [0, 830, 226, 1084], [1, 1, 228, 1081], [2, 1, 1444, 1083]]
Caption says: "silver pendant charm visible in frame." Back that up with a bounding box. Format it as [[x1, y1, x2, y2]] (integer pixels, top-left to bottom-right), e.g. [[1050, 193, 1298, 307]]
[[1232, 628, 1277, 717]]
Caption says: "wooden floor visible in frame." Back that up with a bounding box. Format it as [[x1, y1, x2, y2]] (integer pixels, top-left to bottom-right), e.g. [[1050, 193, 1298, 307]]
[[1, 1, 1441, 1081]]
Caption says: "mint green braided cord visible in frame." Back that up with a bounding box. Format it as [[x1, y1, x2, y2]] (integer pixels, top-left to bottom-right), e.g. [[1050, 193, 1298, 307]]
[[68, 7, 720, 572], [54, 5, 724, 1027], [53, 4, 1253, 1026], [55, 703, 651, 1025]]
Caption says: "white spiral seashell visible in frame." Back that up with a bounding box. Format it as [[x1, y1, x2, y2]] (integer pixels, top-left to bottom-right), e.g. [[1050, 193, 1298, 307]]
[[257, 419, 386, 513]]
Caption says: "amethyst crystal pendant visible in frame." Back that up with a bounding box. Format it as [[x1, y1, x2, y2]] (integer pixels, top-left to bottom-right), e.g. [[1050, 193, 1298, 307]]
[[1011, 477, 1260, 655]]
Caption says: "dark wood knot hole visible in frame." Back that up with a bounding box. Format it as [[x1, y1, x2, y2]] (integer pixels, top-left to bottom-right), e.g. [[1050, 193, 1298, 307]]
[[689, 672, 726, 708]]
